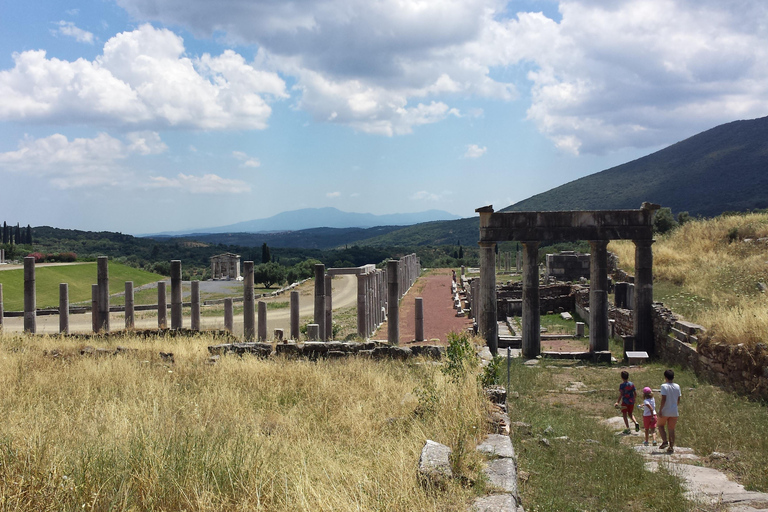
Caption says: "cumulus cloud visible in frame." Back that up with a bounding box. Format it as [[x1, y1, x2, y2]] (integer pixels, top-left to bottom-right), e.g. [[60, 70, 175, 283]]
[[511, 0, 768, 153], [111, 0, 768, 150], [232, 150, 261, 168], [54, 21, 94, 44], [0, 131, 237, 192], [0, 132, 130, 188], [127, 131, 168, 155], [326, 191, 341, 198], [0, 24, 287, 130], [464, 144, 487, 158], [147, 173, 250, 194], [115, 0, 516, 135]]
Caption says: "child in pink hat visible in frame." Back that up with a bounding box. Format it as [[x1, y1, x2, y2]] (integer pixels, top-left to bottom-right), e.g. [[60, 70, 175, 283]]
[[637, 386, 657, 446]]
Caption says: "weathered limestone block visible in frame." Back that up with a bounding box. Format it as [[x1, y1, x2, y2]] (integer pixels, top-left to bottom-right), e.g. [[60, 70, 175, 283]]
[[477, 434, 516, 459], [471, 494, 520, 512], [418, 440, 453, 485], [484, 458, 518, 495]]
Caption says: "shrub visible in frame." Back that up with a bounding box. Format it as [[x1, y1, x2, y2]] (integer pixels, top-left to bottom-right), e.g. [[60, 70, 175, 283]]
[[27, 252, 45, 263]]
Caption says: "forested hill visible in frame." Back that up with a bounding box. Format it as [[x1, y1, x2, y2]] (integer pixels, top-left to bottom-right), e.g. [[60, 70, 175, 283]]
[[502, 115, 768, 217]]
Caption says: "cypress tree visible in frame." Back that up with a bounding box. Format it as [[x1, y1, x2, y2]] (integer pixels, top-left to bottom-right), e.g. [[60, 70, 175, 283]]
[[26, 225, 32, 245], [261, 243, 271, 264], [14, 223, 20, 245], [2, 221, 7, 244]]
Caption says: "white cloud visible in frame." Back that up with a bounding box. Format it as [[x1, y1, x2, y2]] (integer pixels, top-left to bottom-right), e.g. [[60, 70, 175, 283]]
[[0, 132, 246, 194], [147, 173, 250, 194], [410, 190, 440, 202], [115, 0, 517, 135], [232, 150, 261, 168], [0, 24, 287, 130], [326, 191, 341, 198], [464, 144, 487, 158], [126, 131, 168, 155], [0, 132, 129, 188], [511, 0, 768, 153], [55, 21, 94, 44], [112, 0, 768, 150]]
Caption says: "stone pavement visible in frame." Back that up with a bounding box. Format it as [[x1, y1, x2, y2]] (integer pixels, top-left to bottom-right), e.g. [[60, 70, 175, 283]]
[[602, 416, 768, 511]]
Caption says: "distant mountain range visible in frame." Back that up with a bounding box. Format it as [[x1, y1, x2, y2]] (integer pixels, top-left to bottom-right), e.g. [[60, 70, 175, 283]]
[[144, 207, 461, 237], [502, 115, 768, 217]]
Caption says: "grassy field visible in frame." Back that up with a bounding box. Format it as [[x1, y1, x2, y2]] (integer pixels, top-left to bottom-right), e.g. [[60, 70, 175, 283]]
[[0, 262, 164, 311], [0, 332, 489, 511], [609, 213, 768, 346], [495, 358, 768, 511]]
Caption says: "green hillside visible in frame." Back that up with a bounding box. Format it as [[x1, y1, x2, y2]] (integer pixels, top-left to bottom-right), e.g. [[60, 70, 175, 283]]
[[0, 262, 164, 311], [354, 218, 479, 247], [503, 116, 768, 216]]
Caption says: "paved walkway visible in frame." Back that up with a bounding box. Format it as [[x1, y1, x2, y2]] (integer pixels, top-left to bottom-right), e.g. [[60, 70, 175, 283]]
[[374, 268, 473, 344], [601, 416, 768, 511]]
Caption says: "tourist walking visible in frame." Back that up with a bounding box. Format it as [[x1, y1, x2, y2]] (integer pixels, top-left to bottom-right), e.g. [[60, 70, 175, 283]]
[[658, 369, 682, 454], [615, 370, 639, 434]]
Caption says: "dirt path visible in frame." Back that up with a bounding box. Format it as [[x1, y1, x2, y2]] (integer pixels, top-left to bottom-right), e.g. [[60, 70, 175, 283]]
[[1, 274, 357, 336], [374, 268, 472, 344], [0, 262, 90, 271]]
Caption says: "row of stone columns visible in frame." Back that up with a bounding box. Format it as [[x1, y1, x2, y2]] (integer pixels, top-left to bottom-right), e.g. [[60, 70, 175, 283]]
[[397, 254, 420, 299], [356, 268, 386, 338], [478, 239, 654, 358]]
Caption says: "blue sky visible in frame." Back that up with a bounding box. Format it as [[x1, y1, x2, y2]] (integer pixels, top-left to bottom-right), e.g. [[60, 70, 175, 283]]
[[1, 0, 767, 234]]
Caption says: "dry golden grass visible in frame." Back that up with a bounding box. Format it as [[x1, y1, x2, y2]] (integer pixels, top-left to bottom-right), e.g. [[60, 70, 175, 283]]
[[609, 213, 768, 346], [0, 332, 489, 511]]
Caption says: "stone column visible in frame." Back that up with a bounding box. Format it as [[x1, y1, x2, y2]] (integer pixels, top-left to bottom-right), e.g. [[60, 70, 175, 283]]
[[589, 240, 609, 352], [290, 290, 300, 340], [307, 324, 320, 341], [0, 283, 4, 332], [191, 280, 200, 331], [633, 239, 655, 354], [325, 275, 333, 341], [170, 260, 182, 330], [91, 284, 99, 333], [157, 282, 167, 329], [97, 256, 109, 333], [415, 297, 424, 342], [243, 261, 255, 341], [367, 272, 374, 336], [387, 259, 400, 345], [224, 298, 234, 333], [125, 281, 134, 330], [258, 301, 267, 341], [522, 242, 540, 358], [59, 283, 69, 335], [24, 256, 36, 334], [357, 273, 367, 337], [478, 241, 497, 355], [516, 250, 521, 272], [314, 264, 326, 341]]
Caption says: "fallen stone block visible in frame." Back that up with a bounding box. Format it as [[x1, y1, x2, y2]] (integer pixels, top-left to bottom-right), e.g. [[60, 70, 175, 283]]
[[418, 440, 452, 487]]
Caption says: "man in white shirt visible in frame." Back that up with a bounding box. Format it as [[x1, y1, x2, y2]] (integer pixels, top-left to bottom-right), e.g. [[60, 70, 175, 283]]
[[658, 369, 682, 454]]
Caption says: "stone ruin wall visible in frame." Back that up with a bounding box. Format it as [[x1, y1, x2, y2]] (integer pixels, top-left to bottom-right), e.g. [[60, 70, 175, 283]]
[[496, 282, 575, 317], [598, 272, 768, 401]]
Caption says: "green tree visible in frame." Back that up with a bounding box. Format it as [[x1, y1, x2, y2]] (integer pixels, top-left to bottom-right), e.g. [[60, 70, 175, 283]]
[[653, 207, 678, 234], [254, 262, 285, 289], [2, 222, 7, 244], [26, 225, 32, 245], [677, 211, 690, 226], [261, 242, 271, 264]]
